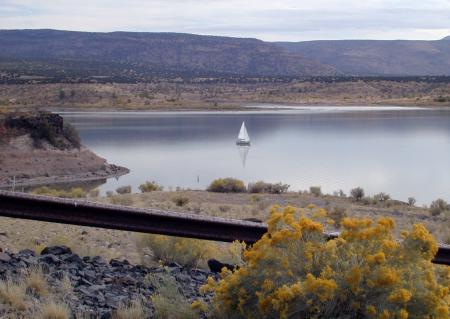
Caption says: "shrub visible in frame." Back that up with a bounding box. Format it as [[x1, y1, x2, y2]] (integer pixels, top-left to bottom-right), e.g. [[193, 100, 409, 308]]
[[138, 235, 210, 268], [328, 206, 347, 227], [25, 266, 49, 297], [408, 197, 416, 206], [139, 181, 163, 193], [248, 181, 289, 194], [62, 122, 81, 148], [59, 89, 66, 100], [32, 186, 86, 198], [137, 235, 244, 269], [0, 278, 26, 310], [59, 274, 73, 297], [172, 194, 190, 207], [429, 198, 449, 216], [444, 235, 450, 246], [350, 187, 365, 201], [309, 186, 322, 197], [113, 300, 146, 319], [109, 195, 133, 206], [116, 185, 132, 194], [88, 188, 100, 198], [148, 272, 199, 319], [333, 190, 346, 198], [202, 205, 449, 319], [373, 192, 391, 202], [207, 178, 246, 193], [31, 120, 57, 147], [40, 301, 70, 319]]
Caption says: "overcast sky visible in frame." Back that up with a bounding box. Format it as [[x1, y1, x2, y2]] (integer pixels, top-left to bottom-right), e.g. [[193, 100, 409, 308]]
[[1, 0, 449, 41]]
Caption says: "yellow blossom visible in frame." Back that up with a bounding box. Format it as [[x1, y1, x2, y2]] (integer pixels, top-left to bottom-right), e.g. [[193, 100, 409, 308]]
[[346, 266, 361, 293], [366, 252, 386, 265], [367, 305, 377, 316], [388, 289, 412, 303], [190, 300, 208, 312], [380, 309, 391, 319], [375, 267, 399, 287], [398, 309, 409, 319]]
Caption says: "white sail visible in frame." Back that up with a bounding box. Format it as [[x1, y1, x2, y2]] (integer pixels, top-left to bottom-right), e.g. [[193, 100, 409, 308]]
[[237, 121, 250, 143]]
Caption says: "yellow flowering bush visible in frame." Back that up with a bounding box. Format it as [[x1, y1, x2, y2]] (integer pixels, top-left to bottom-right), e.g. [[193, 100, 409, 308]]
[[202, 205, 449, 319]]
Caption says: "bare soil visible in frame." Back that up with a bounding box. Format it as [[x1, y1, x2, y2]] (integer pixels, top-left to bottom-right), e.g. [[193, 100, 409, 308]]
[[0, 134, 128, 188]]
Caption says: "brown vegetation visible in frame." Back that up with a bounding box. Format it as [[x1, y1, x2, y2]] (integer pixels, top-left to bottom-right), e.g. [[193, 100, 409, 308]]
[[1, 80, 450, 113]]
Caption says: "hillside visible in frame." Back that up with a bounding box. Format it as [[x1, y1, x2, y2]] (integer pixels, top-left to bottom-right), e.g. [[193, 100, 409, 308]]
[[0, 29, 335, 78], [277, 39, 450, 76], [0, 112, 128, 187], [2, 29, 450, 80]]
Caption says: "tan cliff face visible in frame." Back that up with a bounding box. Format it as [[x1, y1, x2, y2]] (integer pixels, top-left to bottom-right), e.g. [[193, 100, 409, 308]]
[[0, 112, 128, 188]]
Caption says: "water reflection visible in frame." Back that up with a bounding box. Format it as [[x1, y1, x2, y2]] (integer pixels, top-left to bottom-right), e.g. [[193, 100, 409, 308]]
[[237, 145, 250, 168]]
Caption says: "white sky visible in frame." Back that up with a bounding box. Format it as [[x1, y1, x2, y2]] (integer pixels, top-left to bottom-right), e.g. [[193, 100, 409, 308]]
[[0, 0, 449, 41]]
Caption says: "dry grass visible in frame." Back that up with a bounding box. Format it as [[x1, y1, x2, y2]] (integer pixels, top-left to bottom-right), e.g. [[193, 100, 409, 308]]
[[2, 81, 450, 111], [137, 234, 244, 268], [58, 275, 73, 297], [113, 300, 146, 319], [39, 301, 70, 319], [148, 272, 198, 319], [0, 279, 27, 311], [25, 266, 49, 297]]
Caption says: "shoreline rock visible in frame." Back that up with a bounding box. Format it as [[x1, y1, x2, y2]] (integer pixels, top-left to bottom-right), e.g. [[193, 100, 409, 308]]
[[0, 246, 216, 318]]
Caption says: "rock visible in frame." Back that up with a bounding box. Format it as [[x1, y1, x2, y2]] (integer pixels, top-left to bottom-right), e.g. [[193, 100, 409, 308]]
[[243, 218, 263, 223], [167, 262, 182, 268], [207, 259, 237, 273], [16, 249, 36, 258], [41, 246, 72, 256], [20, 256, 38, 266], [112, 275, 138, 286], [110, 259, 130, 268], [0, 252, 11, 262], [40, 254, 60, 265], [0, 247, 215, 317], [100, 311, 113, 319], [62, 253, 84, 265]]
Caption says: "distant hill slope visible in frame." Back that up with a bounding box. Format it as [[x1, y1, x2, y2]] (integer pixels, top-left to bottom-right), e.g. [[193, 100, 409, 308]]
[[0, 29, 335, 77], [2, 29, 450, 79], [277, 39, 450, 76]]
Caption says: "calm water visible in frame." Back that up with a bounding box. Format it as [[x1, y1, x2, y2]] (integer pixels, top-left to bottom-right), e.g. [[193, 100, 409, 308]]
[[63, 108, 450, 204]]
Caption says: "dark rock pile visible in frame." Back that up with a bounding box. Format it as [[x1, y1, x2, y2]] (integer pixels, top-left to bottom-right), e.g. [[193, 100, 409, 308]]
[[0, 246, 217, 318]]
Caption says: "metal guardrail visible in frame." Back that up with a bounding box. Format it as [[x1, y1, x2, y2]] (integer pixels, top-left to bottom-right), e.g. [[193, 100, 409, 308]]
[[0, 190, 448, 265]]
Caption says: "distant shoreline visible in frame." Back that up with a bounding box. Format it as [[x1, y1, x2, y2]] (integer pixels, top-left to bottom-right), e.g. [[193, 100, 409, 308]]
[[1, 80, 449, 112], [0, 168, 129, 190], [52, 105, 437, 115]]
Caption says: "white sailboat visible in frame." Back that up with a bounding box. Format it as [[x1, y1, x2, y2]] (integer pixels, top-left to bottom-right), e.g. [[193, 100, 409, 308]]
[[236, 121, 251, 145]]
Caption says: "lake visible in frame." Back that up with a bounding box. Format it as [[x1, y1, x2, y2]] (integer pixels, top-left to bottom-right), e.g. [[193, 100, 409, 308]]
[[63, 107, 450, 205]]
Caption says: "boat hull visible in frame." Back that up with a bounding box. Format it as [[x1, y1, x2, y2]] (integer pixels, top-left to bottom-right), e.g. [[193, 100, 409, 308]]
[[236, 140, 251, 146]]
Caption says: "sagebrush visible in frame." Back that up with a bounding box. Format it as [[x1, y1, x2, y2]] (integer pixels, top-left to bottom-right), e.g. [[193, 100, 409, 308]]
[[202, 205, 450, 319]]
